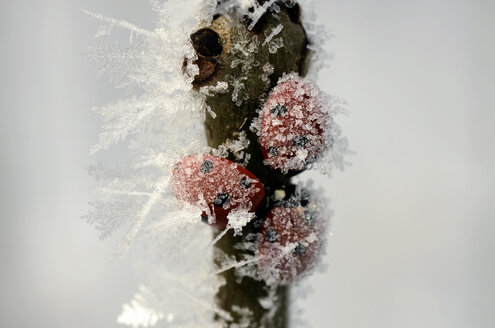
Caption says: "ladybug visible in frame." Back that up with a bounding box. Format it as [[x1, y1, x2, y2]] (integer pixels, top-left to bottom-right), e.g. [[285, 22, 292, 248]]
[[258, 189, 324, 284], [259, 74, 330, 173], [171, 154, 265, 229]]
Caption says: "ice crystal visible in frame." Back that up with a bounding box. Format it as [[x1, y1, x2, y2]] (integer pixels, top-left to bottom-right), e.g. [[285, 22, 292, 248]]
[[117, 286, 166, 328], [86, 41, 141, 86], [211, 131, 251, 165], [226, 32, 261, 106], [116, 223, 228, 328]]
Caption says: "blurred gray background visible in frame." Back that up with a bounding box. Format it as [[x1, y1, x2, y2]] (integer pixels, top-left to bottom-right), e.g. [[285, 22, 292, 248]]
[[1, 0, 494, 327]]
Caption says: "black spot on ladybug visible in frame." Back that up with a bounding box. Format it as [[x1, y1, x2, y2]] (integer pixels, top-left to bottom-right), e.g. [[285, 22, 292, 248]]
[[265, 229, 278, 242], [200, 160, 213, 174], [201, 214, 209, 224], [268, 146, 279, 157], [292, 243, 306, 255], [292, 136, 308, 147], [252, 218, 263, 230], [270, 104, 288, 116], [301, 209, 316, 226], [214, 193, 229, 207], [190, 28, 223, 57], [240, 177, 251, 189]]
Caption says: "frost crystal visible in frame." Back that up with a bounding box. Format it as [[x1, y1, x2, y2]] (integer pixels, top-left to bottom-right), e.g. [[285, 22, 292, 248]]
[[117, 286, 165, 327], [226, 32, 261, 106], [211, 131, 251, 165], [263, 24, 284, 46], [84, 1, 230, 326]]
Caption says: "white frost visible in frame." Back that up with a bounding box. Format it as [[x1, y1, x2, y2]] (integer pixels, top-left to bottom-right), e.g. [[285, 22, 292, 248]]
[[262, 24, 284, 45]]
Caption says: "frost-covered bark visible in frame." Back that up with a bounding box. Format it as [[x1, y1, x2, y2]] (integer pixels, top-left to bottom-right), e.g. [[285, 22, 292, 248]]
[[85, 1, 347, 327], [188, 4, 307, 326]]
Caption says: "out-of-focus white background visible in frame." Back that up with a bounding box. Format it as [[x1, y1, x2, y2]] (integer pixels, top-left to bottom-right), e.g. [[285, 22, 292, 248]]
[[1, 0, 494, 327]]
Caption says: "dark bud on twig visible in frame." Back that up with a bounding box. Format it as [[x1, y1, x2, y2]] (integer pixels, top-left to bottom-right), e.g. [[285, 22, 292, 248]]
[[190, 28, 223, 57], [191, 57, 221, 86]]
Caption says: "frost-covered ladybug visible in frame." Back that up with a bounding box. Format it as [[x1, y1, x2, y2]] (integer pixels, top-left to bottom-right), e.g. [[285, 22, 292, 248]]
[[258, 188, 325, 284], [259, 73, 330, 173], [171, 154, 265, 229]]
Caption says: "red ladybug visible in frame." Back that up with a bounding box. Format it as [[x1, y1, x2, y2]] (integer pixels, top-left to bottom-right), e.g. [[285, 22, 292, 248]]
[[171, 154, 265, 229], [258, 204, 324, 284], [260, 74, 330, 173]]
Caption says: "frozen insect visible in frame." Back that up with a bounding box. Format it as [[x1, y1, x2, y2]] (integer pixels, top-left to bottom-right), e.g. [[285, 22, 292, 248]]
[[259, 73, 331, 173], [258, 206, 324, 284], [171, 154, 265, 229], [258, 186, 325, 285]]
